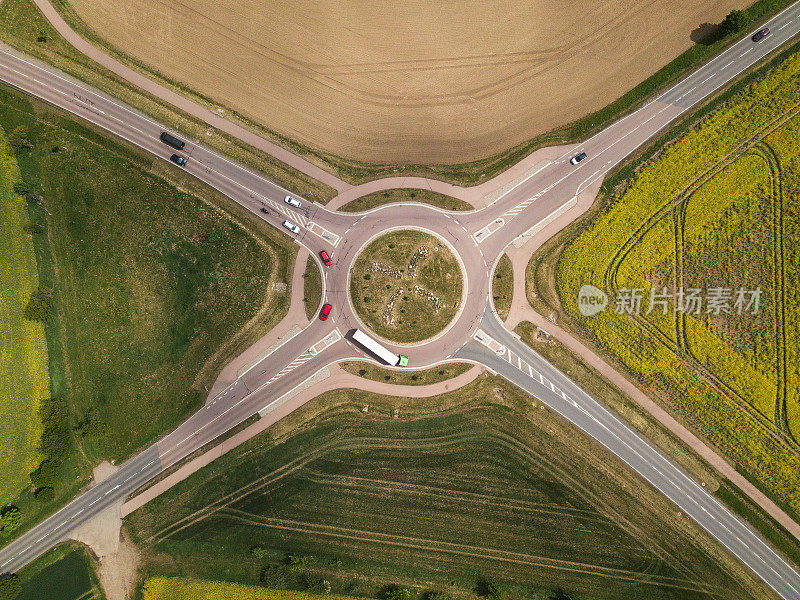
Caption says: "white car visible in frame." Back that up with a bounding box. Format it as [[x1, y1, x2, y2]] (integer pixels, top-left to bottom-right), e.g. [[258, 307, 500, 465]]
[[570, 152, 587, 165], [284, 195, 301, 208], [282, 220, 300, 234]]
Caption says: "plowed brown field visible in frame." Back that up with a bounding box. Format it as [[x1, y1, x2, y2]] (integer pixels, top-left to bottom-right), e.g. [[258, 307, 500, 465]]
[[64, 0, 749, 163]]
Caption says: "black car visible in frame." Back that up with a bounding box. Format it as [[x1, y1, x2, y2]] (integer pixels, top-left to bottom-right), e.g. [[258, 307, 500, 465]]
[[170, 154, 187, 167], [160, 131, 185, 150], [260, 207, 269, 214], [752, 28, 770, 42]]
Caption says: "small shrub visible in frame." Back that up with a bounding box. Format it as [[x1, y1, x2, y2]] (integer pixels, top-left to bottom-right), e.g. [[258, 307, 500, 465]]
[[12, 181, 30, 195], [381, 585, 412, 600], [0, 506, 21, 535], [33, 486, 54, 503], [0, 574, 21, 600], [260, 564, 288, 587], [24, 286, 54, 322], [363, 274, 371, 280], [286, 553, 306, 574]]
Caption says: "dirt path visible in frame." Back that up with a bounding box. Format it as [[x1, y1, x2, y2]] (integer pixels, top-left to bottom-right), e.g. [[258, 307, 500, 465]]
[[502, 184, 800, 543], [69, 463, 139, 600]]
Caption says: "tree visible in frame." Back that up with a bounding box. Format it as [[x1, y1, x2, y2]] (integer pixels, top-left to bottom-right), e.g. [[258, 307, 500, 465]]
[[23, 287, 54, 323], [0, 506, 21, 535], [0, 574, 20, 600], [33, 486, 54, 503], [8, 125, 33, 151], [719, 9, 749, 37], [381, 585, 412, 600], [422, 591, 451, 600], [286, 553, 306, 574], [260, 564, 288, 587], [12, 181, 30, 196], [475, 578, 503, 600]]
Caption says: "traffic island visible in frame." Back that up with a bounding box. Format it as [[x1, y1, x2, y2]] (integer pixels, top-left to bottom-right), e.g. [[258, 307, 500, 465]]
[[350, 230, 463, 343]]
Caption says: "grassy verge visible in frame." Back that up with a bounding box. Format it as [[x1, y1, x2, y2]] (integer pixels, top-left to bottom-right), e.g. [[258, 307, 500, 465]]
[[303, 256, 322, 320], [338, 361, 472, 386], [350, 231, 462, 343], [515, 319, 800, 594], [491, 254, 513, 322], [12, 543, 105, 600], [0, 124, 50, 504], [143, 578, 362, 600], [126, 376, 771, 600], [28, 0, 798, 187], [338, 189, 472, 212], [0, 83, 294, 540], [0, 0, 336, 203], [514, 322, 722, 488]]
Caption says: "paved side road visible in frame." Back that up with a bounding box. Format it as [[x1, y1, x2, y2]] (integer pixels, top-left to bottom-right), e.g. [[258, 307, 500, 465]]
[[456, 310, 800, 600]]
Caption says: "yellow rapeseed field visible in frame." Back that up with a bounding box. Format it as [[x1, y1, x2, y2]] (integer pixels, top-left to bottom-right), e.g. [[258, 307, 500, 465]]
[[556, 50, 800, 512], [0, 128, 48, 504], [143, 577, 361, 600]]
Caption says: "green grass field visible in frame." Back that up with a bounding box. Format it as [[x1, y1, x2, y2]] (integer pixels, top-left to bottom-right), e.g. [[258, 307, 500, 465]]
[[491, 255, 513, 322], [143, 578, 361, 600], [535, 42, 800, 518], [338, 361, 472, 386], [0, 84, 294, 533], [338, 189, 472, 213], [127, 376, 770, 600], [304, 256, 322, 320], [350, 231, 462, 343], [14, 545, 105, 600], [0, 126, 49, 504]]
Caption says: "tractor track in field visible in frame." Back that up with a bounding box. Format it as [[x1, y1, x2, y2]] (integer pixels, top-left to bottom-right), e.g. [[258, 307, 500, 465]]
[[601, 100, 800, 458]]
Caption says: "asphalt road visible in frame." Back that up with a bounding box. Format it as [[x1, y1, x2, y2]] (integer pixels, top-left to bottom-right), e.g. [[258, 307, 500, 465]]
[[2, 4, 800, 597]]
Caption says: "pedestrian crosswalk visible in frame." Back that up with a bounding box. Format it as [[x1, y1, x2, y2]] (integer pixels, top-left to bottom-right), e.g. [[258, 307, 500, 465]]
[[264, 329, 342, 386], [264, 200, 341, 246], [472, 328, 573, 403], [472, 189, 548, 244]]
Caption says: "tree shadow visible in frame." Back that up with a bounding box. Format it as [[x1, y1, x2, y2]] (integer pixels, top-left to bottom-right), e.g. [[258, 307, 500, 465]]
[[690, 22, 721, 45]]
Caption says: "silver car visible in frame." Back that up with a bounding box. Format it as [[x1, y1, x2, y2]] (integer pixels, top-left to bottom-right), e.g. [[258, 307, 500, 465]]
[[282, 220, 300, 234], [284, 195, 301, 208]]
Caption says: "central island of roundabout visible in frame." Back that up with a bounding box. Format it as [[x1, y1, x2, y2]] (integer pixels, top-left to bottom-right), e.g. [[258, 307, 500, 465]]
[[348, 229, 465, 345]]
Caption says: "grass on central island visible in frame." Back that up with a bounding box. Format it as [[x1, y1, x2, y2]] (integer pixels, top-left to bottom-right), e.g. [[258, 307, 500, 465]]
[[126, 376, 771, 600], [350, 230, 462, 343]]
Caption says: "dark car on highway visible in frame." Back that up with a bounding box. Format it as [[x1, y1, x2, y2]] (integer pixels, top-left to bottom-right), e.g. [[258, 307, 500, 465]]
[[320, 250, 332, 266], [170, 154, 187, 167], [160, 131, 185, 150], [260, 207, 269, 214], [752, 28, 770, 42], [320, 303, 332, 321]]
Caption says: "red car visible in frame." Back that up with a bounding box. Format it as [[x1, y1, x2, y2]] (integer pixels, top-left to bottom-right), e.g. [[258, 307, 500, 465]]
[[752, 28, 770, 42], [319, 250, 332, 266], [320, 303, 332, 321]]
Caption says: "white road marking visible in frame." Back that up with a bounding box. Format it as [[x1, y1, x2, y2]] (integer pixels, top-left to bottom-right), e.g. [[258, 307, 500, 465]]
[[720, 60, 734, 70]]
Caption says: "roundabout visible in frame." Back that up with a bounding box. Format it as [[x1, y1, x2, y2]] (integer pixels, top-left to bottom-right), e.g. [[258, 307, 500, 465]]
[[349, 230, 464, 344]]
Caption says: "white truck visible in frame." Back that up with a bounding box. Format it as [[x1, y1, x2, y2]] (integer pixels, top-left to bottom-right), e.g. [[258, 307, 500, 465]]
[[352, 329, 408, 367]]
